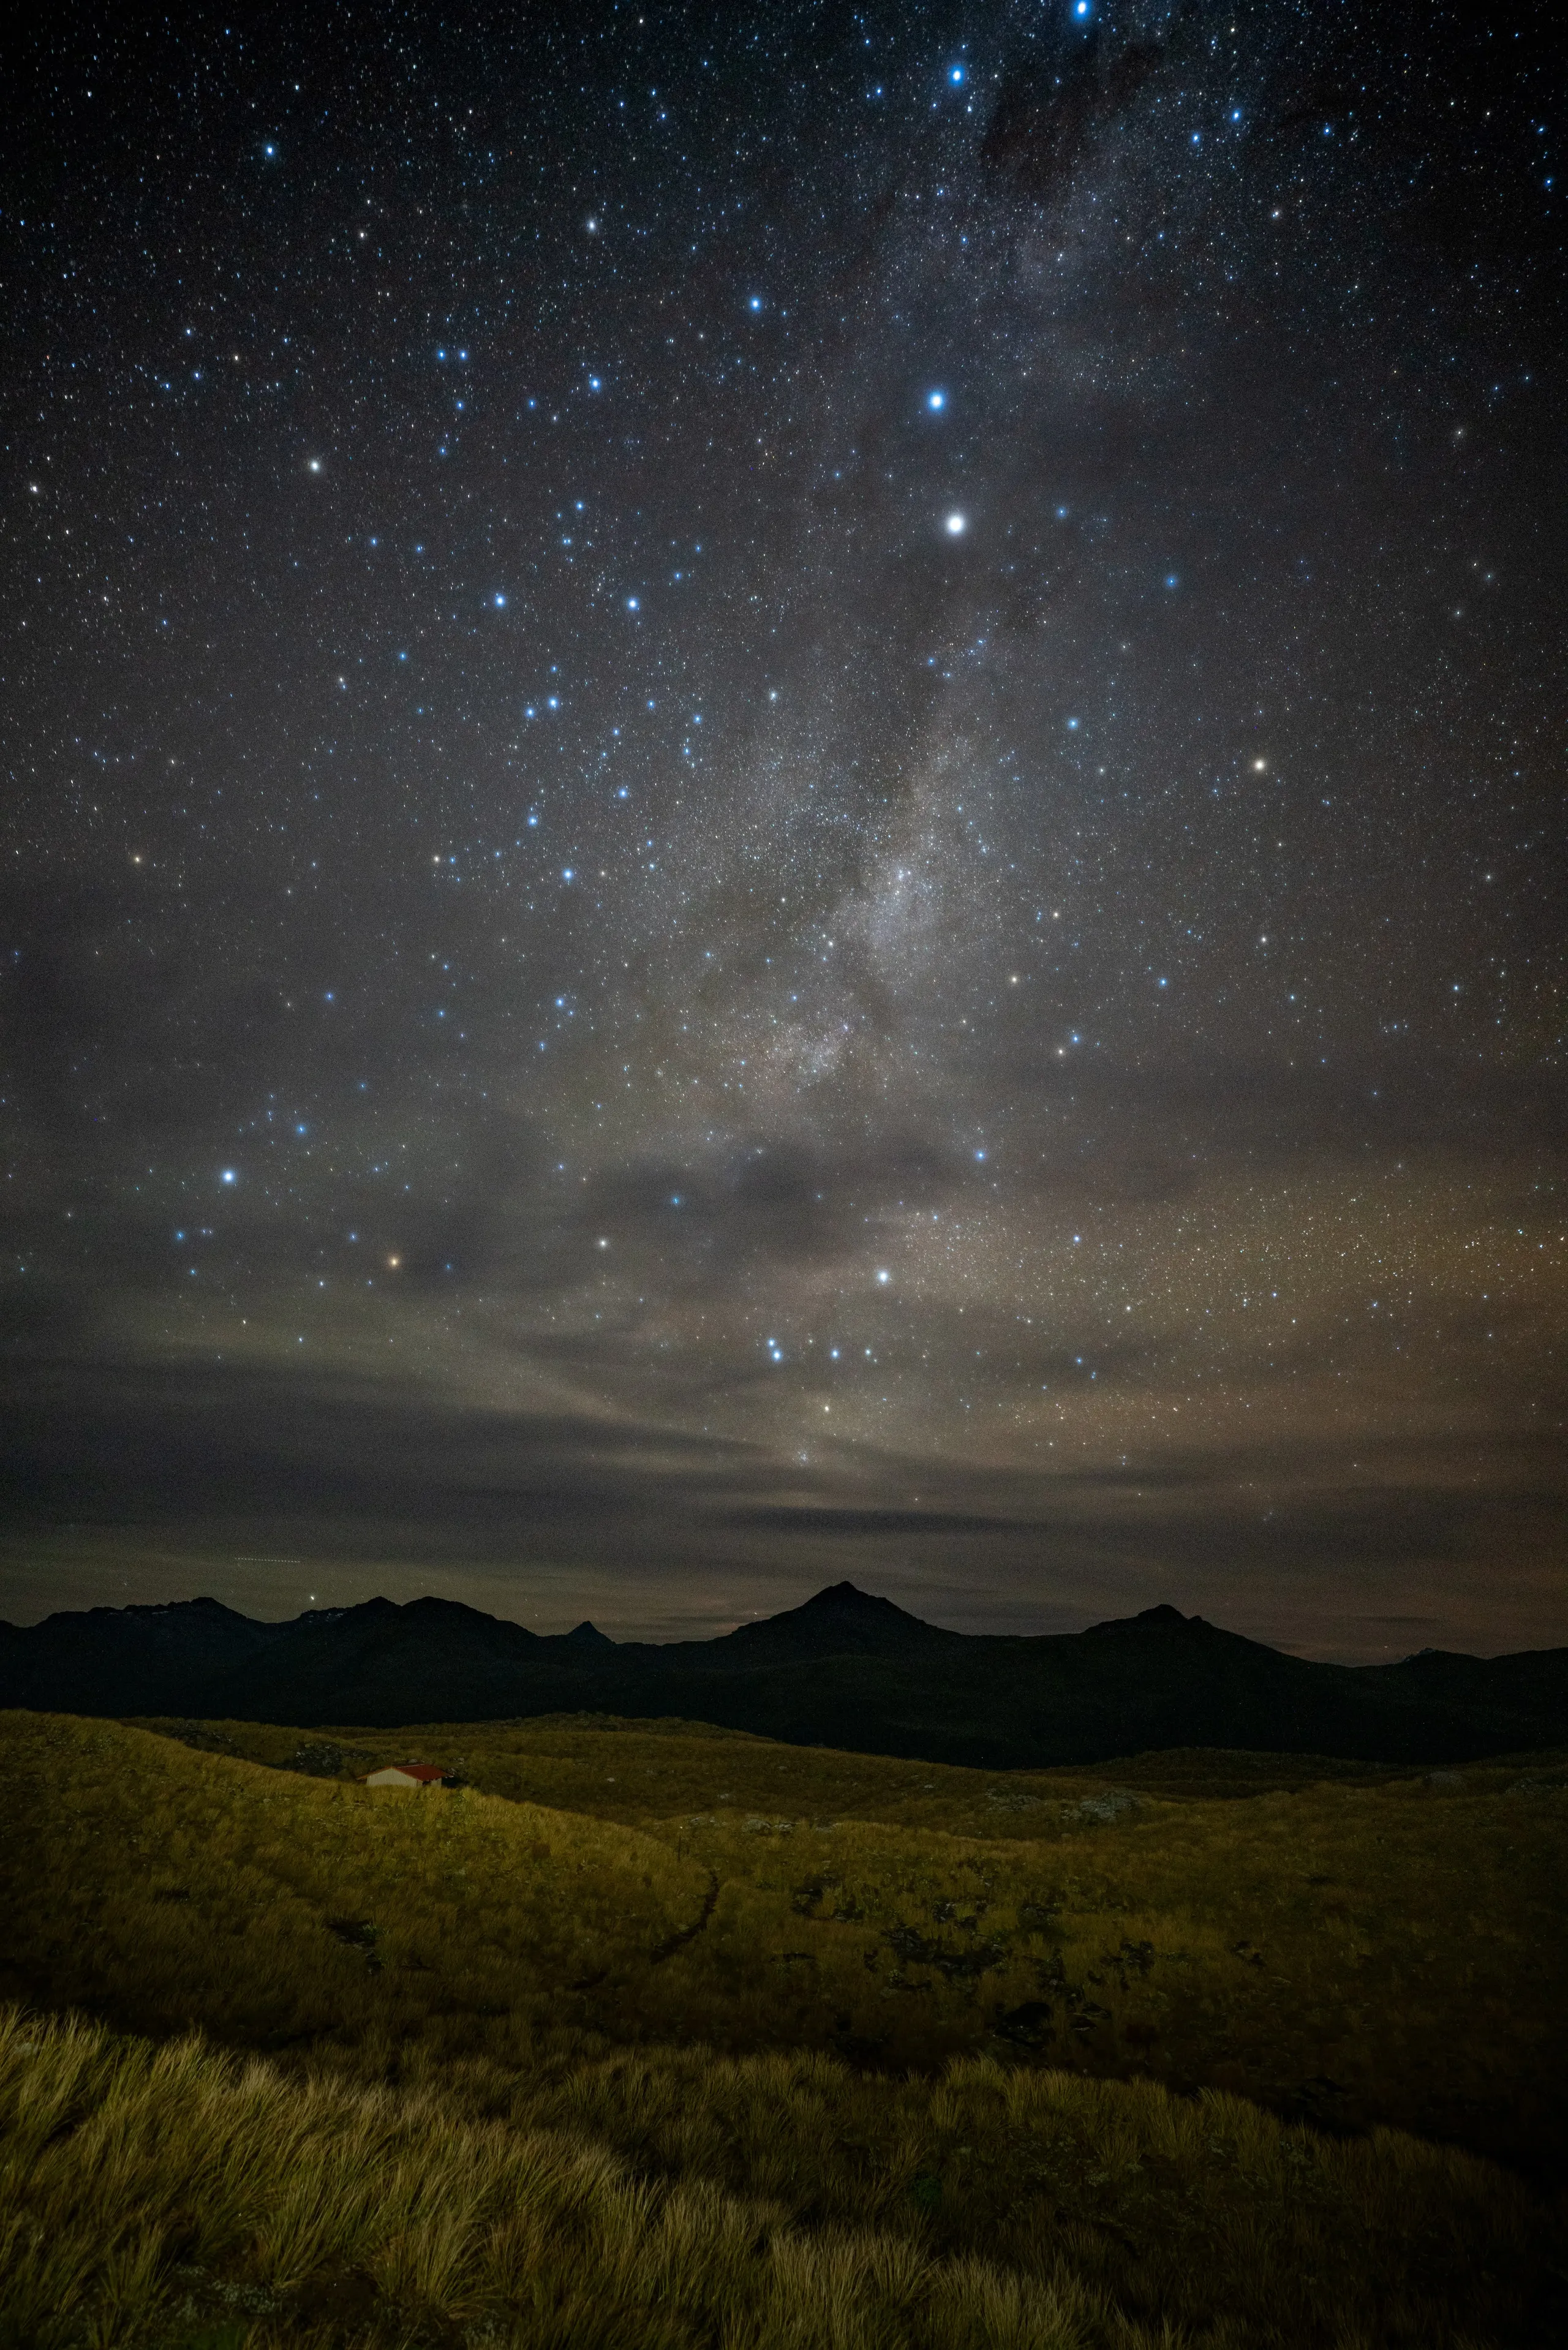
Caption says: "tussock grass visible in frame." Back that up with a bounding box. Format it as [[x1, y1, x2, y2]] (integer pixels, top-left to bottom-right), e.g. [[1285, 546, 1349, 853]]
[[111, 1713, 1568, 2172], [1, 1711, 1564, 2343], [0, 1714, 709, 2059], [1, 2003, 1559, 2349]]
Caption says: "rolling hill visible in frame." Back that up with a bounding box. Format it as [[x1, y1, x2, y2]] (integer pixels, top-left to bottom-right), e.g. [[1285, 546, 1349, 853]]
[[1, 1706, 1565, 2346]]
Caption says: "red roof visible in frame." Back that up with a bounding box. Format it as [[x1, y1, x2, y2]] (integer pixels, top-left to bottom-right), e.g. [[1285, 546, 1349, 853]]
[[371, 1762, 447, 1782]]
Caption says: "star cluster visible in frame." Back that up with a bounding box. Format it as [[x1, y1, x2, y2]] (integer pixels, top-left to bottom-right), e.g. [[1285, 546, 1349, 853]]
[[1, 2, 1564, 1651]]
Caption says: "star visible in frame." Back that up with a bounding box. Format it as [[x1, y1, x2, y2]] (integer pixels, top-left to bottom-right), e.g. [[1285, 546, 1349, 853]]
[[4, 0, 1560, 1659]]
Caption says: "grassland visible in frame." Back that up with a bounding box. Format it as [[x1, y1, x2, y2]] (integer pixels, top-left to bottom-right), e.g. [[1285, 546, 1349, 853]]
[[134, 1709, 1568, 2171], [0, 1707, 1564, 2346]]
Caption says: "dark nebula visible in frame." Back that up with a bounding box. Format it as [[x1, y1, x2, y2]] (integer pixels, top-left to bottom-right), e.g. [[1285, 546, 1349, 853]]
[[2, 2, 1563, 1654]]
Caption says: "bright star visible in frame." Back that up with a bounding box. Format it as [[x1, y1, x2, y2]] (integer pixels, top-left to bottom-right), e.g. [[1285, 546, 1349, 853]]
[[221, 1169, 236, 1185], [949, 66, 965, 86], [927, 389, 946, 411], [876, 1268, 891, 1284], [945, 511, 967, 535]]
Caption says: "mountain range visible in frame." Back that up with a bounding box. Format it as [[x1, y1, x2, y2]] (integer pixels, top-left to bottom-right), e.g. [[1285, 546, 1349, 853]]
[[3, 1581, 1566, 1767]]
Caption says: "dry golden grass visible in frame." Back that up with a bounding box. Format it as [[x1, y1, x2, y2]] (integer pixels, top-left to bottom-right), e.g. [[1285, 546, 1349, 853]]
[[134, 1711, 1568, 2172], [2, 2003, 1560, 2349], [1, 1709, 1564, 2345]]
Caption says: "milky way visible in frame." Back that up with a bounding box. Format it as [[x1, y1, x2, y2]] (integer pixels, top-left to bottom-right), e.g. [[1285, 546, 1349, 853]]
[[3, 2, 1564, 1652]]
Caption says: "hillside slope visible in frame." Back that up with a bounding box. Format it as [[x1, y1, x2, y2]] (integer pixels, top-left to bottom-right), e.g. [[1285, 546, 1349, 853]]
[[2, 1711, 1565, 2346], [5, 1709, 1567, 2177]]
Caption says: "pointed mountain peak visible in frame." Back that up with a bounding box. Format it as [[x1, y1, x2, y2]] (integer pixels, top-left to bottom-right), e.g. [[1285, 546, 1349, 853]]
[[718, 1580, 952, 1659], [564, 1619, 614, 1648], [1083, 1602, 1202, 1638]]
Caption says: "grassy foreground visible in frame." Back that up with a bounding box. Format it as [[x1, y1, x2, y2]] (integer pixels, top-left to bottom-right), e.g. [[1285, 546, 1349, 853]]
[[2, 2002, 1558, 2350], [129, 1710, 1568, 2172], [0, 1709, 1564, 2345]]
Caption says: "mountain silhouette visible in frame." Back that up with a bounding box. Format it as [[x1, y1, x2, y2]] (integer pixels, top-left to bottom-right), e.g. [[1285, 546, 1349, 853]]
[[712, 1580, 958, 1660], [2, 1583, 1564, 1768]]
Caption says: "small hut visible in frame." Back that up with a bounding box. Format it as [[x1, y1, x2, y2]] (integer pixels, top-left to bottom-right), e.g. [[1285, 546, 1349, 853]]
[[361, 1763, 447, 1790]]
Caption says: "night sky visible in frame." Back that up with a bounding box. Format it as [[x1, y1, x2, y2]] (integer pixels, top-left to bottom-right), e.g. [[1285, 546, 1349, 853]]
[[3, 2, 1564, 1654]]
